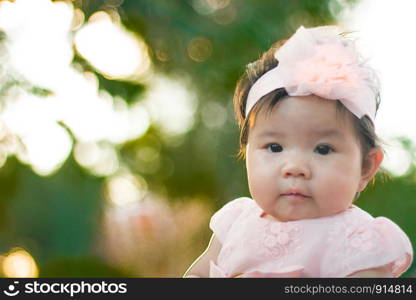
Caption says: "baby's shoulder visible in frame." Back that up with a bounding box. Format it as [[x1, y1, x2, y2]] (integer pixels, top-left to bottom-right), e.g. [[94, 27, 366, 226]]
[[209, 197, 255, 243], [211, 197, 254, 224], [321, 206, 413, 277], [218, 197, 254, 212], [326, 206, 411, 246]]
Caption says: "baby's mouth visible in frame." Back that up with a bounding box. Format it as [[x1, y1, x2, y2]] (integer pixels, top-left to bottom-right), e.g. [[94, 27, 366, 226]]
[[281, 189, 311, 198]]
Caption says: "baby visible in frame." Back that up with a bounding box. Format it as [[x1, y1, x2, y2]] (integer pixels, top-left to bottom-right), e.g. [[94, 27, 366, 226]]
[[184, 26, 413, 277]]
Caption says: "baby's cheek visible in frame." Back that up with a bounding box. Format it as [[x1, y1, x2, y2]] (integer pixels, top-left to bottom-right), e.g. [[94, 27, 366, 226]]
[[325, 156, 361, 184], [247, 163, 276, 198], [248, 171, 269, 196], [247, 154, 271, 180], [247, 165, 261, 196], [319, 167, 358, 209]]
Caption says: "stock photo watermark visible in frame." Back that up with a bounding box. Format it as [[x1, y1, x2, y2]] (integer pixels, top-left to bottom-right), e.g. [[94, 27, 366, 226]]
[[2, 280, 127, 297]]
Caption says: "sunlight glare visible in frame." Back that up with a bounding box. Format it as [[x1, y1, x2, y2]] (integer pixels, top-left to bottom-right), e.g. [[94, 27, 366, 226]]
[[74, 11, 151, 80], [2, 248, 39, 278], [338, 0, 416, 175], [143, 74, 198, 136], [0, 0, 74, 90], [60, 88, 150, 144], [1, 92, 72, 175], [105, 171, 148, 207], [381, 138, 413, 176], [74, 142, 119, 177]]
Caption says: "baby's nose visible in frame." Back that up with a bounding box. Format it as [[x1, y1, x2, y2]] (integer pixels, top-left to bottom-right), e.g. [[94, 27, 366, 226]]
[[282, 162, 311, 179]]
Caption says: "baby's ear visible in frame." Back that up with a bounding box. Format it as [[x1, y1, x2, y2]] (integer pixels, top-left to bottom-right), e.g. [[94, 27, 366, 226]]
[[358, 147, 384, 192]]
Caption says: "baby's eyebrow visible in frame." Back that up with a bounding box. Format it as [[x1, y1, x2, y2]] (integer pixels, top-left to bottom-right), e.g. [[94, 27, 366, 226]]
[[258, 129, 344, 139], [258, 130, 284, 138], [311, 129, 344, 139]]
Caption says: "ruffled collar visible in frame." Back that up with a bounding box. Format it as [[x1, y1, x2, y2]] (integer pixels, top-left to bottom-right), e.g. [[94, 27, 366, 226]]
[[255, 201, 356, 222]]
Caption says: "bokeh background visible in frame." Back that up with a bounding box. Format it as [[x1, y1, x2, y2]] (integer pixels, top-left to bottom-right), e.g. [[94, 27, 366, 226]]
[[0, 0, 414, 277]]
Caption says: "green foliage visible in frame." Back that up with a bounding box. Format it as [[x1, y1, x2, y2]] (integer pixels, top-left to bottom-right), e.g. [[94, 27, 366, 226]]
[[0, 156, 103, 263], [41, 256, 132, 277]]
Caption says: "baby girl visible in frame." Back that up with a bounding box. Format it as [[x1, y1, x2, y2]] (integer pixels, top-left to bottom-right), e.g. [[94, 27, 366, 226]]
[[184, 26, 413, 277]]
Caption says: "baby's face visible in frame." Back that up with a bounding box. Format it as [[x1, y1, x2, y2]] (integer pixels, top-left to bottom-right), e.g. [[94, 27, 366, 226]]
[[246, 95, 365, 221]]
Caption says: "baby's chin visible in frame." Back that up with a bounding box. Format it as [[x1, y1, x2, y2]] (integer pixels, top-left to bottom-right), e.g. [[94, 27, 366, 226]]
[[276, 208, 350, 222], [268, 209, 324, 222], [266, 201, 353, 222], [273, 214, 322, 222], [264, 211, 307, 222]]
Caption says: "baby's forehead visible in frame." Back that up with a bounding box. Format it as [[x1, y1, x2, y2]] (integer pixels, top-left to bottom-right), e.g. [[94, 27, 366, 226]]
[[252, 96, 355, 132]]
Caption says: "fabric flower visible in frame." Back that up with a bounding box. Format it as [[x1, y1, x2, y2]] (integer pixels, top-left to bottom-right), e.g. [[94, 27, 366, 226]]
[[260, 221, 301, 259], [245, 26, 379, 123]]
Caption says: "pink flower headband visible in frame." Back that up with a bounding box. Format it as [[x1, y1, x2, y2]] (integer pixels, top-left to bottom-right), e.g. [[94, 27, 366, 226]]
[[245, 26, 379, 123]]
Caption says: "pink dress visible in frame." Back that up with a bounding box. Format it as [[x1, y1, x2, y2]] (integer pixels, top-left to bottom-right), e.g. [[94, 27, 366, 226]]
[[209, 197, 413, 277]]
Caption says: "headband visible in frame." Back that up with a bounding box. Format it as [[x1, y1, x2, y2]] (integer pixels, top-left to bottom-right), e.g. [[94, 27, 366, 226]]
[[245, 26, 379, 123]]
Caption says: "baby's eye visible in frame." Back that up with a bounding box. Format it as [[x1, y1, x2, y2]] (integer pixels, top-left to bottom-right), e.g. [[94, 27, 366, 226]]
[[314, 144, 334, 155], [267, 143, 283, 153]]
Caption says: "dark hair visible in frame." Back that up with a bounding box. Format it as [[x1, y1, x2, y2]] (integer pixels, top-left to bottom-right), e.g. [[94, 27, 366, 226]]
[[233, 39, 382, 168]]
